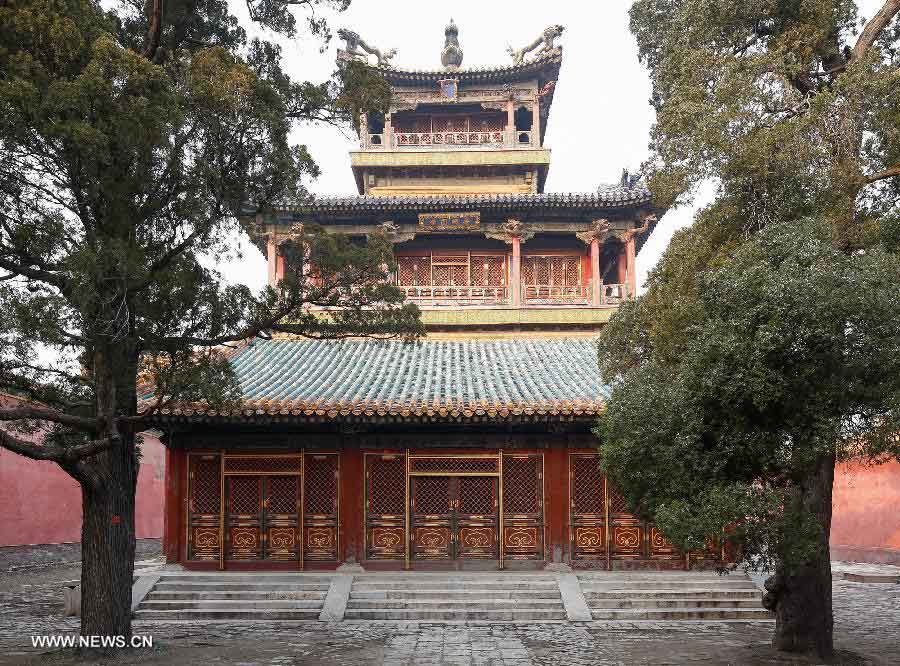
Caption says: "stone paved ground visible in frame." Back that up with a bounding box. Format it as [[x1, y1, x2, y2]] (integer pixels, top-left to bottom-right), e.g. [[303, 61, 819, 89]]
[[1, 558, 898, 665]]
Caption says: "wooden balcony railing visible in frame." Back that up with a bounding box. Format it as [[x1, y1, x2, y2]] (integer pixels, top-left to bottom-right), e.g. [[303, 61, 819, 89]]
[[397, 285, 509, 305], [522, 284, 590, 304], [393, 131, 504, 147]]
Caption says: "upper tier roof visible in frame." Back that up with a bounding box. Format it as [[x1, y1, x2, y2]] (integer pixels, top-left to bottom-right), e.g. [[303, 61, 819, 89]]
[[373, 48, 562, 85], [272, 187, 652, 214]]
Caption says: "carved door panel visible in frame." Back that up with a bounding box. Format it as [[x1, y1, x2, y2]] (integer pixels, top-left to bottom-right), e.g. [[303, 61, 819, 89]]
[[570, 454, 607, 562], [502, 455, 544, 560], [263, 475, 300, 562], [187, 454, 221, 561], [455, 476, 498, 559], [226, 475, 264, 560], [303, 454, 339, 561], [411, 476, 453, 559]]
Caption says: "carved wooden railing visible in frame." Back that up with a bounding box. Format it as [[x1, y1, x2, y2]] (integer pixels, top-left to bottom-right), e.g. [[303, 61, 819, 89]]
[[366, 133, 385, 148], [398, 285, 508, 305], [600, 283, 628, 305], [393, 131, 504, 147], [522, 284, 590, 304]]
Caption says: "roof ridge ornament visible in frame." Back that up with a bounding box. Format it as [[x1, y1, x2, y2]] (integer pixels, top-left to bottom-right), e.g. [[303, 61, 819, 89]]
[[441, 18, 464, 70], [336, 28, 397, 67], [508, 25, 564, 65]]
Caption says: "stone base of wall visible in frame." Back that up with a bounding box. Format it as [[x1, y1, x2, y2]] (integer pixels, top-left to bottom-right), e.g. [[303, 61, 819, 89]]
[[831, 544, 900, 566]]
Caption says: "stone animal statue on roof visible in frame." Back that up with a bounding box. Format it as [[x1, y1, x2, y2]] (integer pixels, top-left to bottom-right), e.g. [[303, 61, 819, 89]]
[[337, 28, 397, 67], [508, 25, 564, 65]]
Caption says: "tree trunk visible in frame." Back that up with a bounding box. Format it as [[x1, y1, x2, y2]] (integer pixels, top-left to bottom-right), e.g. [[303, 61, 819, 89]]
[[78, 347, 139, 641], [766, 453, 835, 658]]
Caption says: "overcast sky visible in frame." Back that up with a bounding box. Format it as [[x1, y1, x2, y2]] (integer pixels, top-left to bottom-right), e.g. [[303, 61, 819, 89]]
[[223, 0, 879, 294]]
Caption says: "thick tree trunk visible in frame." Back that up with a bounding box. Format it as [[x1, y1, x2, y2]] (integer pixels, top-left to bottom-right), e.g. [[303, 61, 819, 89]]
[[764, 453, 835, 658], [78, 348, 139, 641]]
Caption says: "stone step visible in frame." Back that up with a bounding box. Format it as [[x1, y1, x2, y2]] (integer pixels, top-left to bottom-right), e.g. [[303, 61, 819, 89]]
[[590, 607, 774, 621], [343, 608, 568, 621], [581, 580, 756, 590], [351, 582, 559, 591], [134, 608, 321, 621], [584, 589, 760, 599], [153, 582, 330, 592], [139, 599, 323, 610], [148, 591, 327, 601], [349, 589, 563, 600], [345, 599, 564, 610], [588, 597, 763, 609], [159, 571, 333, 585]]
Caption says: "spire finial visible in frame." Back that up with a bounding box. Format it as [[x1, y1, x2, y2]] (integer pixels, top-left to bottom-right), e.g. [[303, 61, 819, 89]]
[[441, 19, 463, 69]]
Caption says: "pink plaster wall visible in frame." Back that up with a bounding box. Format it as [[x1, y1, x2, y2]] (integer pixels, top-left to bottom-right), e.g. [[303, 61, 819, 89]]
[[0, 395, 165, 546], [831, 459, 900, 562]]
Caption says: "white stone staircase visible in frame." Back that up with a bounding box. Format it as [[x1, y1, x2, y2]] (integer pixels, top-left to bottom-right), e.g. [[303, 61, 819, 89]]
[[343, 573, 568, 621], [578, 571, 774, 620], [134, 572, 333, 621]]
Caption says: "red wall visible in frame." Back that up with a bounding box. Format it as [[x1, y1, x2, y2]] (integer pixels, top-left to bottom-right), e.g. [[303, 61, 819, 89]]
[[831, 459, 900, 564], [0, 398, 165, 546]]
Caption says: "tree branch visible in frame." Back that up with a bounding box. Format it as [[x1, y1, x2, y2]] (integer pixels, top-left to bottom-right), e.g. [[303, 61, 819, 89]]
[[865, 164, 900, 184], [0, 406, 100, 432], [0, 428, 118, 462], [141, 0, 164, 60], [852, 0, 900, 63]]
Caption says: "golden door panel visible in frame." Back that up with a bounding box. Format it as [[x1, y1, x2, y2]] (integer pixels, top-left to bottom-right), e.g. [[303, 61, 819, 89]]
[[650, 526, 679, 558], [611, 525, 643, 556], [266, 527, 298, 560], [413, 526, 452, 559], [502, 454, 544, 560], [228, 526, 262, 559], [503, 526, 541, 558], [574, 525, 606, 559], [190, 527, 220, 560], [369, 526, 405, 558], [304, 526, 337, 560], [569, 453, 608, 562], [457, 526, 496, 558]]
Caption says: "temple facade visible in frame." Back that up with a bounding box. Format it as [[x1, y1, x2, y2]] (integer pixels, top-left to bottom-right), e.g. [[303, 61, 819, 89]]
[[155, 22, 717, 572]]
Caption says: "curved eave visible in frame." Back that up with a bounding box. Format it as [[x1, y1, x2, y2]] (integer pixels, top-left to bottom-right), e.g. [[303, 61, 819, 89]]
[[374, 50, 562, 85]]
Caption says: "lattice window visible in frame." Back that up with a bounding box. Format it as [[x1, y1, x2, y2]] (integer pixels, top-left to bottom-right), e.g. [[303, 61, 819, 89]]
[[229, 476, 261, 515], [608, 486, 632, 515], [413, 476, 451, 514], [522, 256, 581, 286], [267, 476, 298, 514], [397, 256, 427, 286], [470, 256, 505, 286], [458, 477, 494, 514], [410, 457, 499, 474], [571, 455, 605, 515], [368, 456, 405, 515], [224, 456, 301, 475], [191, 456, 221, 514], [431, 255, 468, 286], [503, 456, 541, 514], [304, 455, 337, 515]]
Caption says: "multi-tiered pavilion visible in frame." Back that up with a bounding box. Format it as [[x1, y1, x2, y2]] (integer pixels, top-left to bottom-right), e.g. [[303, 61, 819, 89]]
[[155, 22, 700, 572]]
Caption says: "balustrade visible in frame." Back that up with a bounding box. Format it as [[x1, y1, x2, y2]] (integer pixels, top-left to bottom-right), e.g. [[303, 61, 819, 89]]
[[397, 285, 508, 306], [393, 131, 504, 147]]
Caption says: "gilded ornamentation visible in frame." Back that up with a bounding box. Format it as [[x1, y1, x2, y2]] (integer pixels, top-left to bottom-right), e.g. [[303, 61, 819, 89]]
[[508, 25, 564, 65], [194, 528, 219, 550], [614, 526, 642, 551], [460, 527, 492, 547], [268, 528, 295, 550], [373, 528, 402, 549], [575, 527, 603, 547], [575, 218, 611, 244], [506, 528, 537, 547], [374, 220, 416, 244], [417, 528, 449, 548], [440, 19, 464, 69], [485, 218, 535, 244], [418, 211, 480, 231], [307, 527, 334, 548]]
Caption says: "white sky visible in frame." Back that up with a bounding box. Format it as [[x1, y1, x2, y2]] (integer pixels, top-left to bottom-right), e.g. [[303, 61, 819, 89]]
[[223, 0, 881, 295]]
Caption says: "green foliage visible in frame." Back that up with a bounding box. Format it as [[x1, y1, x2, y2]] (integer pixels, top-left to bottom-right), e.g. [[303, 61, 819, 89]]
[[0, 0, 418, 437], [596, 218, 900, 568]]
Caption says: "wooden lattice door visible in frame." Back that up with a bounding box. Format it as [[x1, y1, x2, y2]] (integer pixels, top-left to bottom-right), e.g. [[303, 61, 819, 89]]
[[455, 476, 498, 559], [365, 454, 406, 560], [570, 453, 607, 562], [411, 476, 453, 559], [303, 454, 339, 561], [187, 454, 221, 561], [502, 454, 544, 560]]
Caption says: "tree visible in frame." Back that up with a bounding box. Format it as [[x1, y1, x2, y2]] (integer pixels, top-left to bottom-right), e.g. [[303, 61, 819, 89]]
[[596, 0, 900, 657], [0, 0, 422, 641]]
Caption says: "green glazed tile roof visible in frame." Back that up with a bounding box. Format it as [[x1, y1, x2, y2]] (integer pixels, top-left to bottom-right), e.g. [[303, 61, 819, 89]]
[[154, 337, 608, 423]]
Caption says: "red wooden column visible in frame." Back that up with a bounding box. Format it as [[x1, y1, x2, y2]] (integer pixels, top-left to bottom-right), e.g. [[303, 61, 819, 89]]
[[531, 98, 540, 146], [163, 447, 186, 564], [544, 445, 570, 564], [339, 447, 365, 565], [266, 236, 278, 287], [510, 235, 522, 307], [506, 99, 515, 147], [589, 237, 601, 307], [625, 234, 637, 297]]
